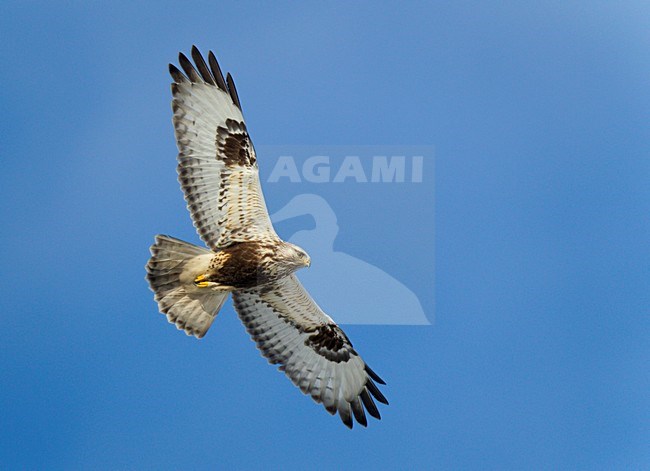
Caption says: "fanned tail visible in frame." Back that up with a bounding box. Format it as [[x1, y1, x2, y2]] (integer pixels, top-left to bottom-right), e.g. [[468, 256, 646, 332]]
[[146, 235, 228, 338]]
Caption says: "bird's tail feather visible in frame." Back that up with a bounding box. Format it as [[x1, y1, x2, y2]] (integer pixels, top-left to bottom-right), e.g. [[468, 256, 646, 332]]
[[146, 235, 228, 338]]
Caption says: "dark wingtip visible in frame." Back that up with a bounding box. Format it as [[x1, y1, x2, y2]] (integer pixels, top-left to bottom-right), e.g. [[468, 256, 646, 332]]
[[351, 398, 368, 427], [190, 45, 216, 85], [366, 378, 389, 405], [208, 51, 228, 91], [169, 63, 187, 83], [342, 415, 353, 429], [339, 403, 354, 429], [226, 73, 242, 110], [365, 364, 386, 385], [360, 389, 381, 420], [178, 52, 201, 83]]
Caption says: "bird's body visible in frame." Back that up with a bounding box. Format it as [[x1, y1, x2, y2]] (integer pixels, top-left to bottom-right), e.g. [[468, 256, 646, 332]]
[[194, 239, 310, 290], [146, 47, 388, 428]]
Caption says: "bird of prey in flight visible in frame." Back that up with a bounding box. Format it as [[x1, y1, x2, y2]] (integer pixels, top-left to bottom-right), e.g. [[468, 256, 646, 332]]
[[146, 46, 388, 428]]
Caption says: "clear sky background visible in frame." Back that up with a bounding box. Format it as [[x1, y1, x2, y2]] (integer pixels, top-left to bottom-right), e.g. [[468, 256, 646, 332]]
[[1, 1, 649, 469]]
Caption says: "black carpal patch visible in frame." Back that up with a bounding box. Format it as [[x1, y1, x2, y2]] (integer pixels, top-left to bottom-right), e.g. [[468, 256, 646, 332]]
[[306, 324, 355, 363], [216, 119, 256, 167]]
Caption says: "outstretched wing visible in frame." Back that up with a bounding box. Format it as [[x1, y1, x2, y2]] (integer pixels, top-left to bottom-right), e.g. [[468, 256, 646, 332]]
[[232, 275, 388, 428], [170, 46, 278, 250]]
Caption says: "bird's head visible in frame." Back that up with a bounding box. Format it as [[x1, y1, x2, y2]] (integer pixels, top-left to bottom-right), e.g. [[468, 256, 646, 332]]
[[283, 242, 311, 269]]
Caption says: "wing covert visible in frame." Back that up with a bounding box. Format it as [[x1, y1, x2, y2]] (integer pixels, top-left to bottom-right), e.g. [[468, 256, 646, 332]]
[[170, 46, 277, 249], [232, 275, 388, 428]]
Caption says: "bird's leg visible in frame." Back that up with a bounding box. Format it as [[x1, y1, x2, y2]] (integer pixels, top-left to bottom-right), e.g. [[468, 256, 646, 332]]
[[194, 274, 234, 291], [194, 274, 211, 288]]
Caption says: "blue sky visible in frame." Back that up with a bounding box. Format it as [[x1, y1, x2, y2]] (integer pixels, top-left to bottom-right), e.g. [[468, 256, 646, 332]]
[[1, 1, 649, 469]]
